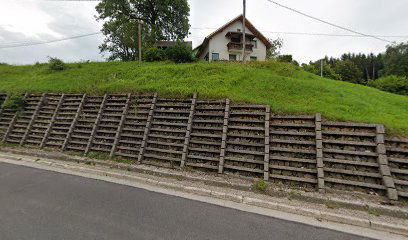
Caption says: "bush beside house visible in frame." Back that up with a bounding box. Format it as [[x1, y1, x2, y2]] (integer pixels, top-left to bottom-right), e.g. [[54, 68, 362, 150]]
[[144, 44, 195, 63]]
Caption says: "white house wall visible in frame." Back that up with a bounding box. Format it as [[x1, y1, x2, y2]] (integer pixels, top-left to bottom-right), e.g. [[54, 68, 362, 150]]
[[208, 21, 267, 61], [199, 42, 209, 60]]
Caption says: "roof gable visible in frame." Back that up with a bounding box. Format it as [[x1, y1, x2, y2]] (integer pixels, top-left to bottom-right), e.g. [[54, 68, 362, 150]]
[[194, 14, 272, 54]]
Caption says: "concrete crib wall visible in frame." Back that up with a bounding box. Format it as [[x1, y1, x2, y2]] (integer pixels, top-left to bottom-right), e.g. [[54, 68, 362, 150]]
[[0, 93, 407, 202]]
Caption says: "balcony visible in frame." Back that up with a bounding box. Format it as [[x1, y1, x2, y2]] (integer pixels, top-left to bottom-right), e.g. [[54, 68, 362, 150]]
[[227, 42, 253, 52]]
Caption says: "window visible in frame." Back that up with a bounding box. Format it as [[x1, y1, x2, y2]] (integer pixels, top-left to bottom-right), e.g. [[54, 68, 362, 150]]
[[250, 56, 257, 61], [212, 53, 220, 61], [252, 40, 258, 49], [229, 54, 237, 61]]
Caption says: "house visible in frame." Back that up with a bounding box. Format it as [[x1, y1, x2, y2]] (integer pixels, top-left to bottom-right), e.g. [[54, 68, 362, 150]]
[[194, 15, 272, 62]]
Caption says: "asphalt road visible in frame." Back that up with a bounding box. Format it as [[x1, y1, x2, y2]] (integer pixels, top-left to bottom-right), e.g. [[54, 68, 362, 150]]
[[0, 162, 372, 240]]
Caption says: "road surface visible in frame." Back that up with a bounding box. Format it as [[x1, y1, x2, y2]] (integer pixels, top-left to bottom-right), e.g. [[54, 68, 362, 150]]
[[0, 162, 372, 240]]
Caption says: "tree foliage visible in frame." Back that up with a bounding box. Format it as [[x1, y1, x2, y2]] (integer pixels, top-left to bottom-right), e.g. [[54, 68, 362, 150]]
[[96, 0, 190, 61], [144, 47, 165, 62], [334, 60, 363, 84], [300, 41, 408, 95], [164, 44, 194, 63], [144, 45, 194, 63], [99, 17, 140, 61], [302, 60, 341, 80], [304, 53, 383, 84], [368, 75, 408, 96], [276, 55, 299, 66], [266, 38, 283, 59], [381, 42, 408, 77]]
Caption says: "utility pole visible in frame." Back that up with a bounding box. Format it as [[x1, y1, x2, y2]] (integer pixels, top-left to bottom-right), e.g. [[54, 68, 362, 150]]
[[138, 22, 142, 62], [242, 0, 246, 62], [320, 59, 323, 77]]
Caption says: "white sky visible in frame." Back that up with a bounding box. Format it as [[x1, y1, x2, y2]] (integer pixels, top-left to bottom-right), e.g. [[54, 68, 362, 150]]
[[0, 0, 407, 64]]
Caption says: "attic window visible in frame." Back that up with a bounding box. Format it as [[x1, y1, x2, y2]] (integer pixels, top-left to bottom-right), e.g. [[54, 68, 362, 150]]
[[237, 29, 241, 32]]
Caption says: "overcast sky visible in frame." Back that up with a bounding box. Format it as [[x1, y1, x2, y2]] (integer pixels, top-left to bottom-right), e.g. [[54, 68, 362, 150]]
[[0, 0, 407, 65]]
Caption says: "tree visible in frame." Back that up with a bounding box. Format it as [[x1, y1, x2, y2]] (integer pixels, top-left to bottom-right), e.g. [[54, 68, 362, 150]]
[[266, 38, 283, 59], [334, 60, 364, 84], [96, 0, 190, 61], [302, 60, 341, 80], [381, 42, 408, 77], [276, 55, 299, 66], [99, 17, 140, 61]]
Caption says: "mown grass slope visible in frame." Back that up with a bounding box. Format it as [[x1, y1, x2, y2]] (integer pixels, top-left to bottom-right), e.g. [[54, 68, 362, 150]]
[[0, 61, 407, 135]]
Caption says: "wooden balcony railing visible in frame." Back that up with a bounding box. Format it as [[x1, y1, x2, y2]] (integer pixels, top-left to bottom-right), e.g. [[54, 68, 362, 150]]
[[227, 42, 253, 52]]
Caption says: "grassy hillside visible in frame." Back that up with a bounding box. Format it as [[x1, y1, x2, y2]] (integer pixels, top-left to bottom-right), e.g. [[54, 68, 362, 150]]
[[0, 61, 407, 135]]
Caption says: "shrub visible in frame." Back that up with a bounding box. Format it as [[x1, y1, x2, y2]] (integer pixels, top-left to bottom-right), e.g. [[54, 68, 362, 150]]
[[164, 44, 195, 63], [48, 57, 67, 71], [276, 54, 299, 66], [368, 75, 408, 96], [2, 94, 26, 111], [144, 48, 165, 62], [252, 180, 269, 193]]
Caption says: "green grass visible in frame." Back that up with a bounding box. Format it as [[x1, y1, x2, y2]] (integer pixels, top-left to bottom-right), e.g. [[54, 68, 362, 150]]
[[252, 180, 269, 193], [87, 152, 110, 161], [0, 61, 407, 135]]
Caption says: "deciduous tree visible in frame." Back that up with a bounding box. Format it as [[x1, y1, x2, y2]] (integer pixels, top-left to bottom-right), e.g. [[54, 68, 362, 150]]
[[334, 60, 364, 84], [96, 0, 190, 61], [381, 42, 408, 77]]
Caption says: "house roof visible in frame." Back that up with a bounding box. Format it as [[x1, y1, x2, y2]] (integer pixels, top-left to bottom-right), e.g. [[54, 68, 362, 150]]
[[194, 15, 272, 56]]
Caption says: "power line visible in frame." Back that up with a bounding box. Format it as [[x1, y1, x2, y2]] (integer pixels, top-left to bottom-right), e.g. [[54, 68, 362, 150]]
[[45, 0, 101, 1], [0, 29, 404, 50], [190, 27, 408, 38], [0, 32, 102, 49], [263, 31, 408, 38], [264, 0, 394, 43], [16, 0, 401, 43]]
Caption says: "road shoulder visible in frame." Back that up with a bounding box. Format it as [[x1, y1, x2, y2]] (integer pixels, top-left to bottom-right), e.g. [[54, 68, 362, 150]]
[[0, 150, 407, 239]]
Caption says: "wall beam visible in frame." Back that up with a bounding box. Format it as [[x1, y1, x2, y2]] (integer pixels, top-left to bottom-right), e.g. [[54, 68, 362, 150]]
[[20, 93, 46, 146], [41, 94, 65, 148], [62, 94, 86, 151], [376, 124, 398, 202], [218, 99, 230, 174], [315, 113, 325, 193], [109, 93, 132, 159], [137, 93, 158, 163], [180, 93, 197, 167], [84, 94, 108, 156], [264, 106, 271, 181]]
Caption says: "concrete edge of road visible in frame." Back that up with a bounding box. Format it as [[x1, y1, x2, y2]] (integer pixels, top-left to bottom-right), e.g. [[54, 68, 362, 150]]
[[1, 148, 408, 238], [2, 147, 407, 219]]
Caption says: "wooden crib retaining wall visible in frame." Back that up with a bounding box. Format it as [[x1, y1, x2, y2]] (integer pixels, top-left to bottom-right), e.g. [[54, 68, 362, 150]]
[[0, 93, 406, 201]]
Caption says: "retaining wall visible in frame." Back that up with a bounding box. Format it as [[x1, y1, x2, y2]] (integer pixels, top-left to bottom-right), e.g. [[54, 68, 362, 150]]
[[0, 93, 407, 201]]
